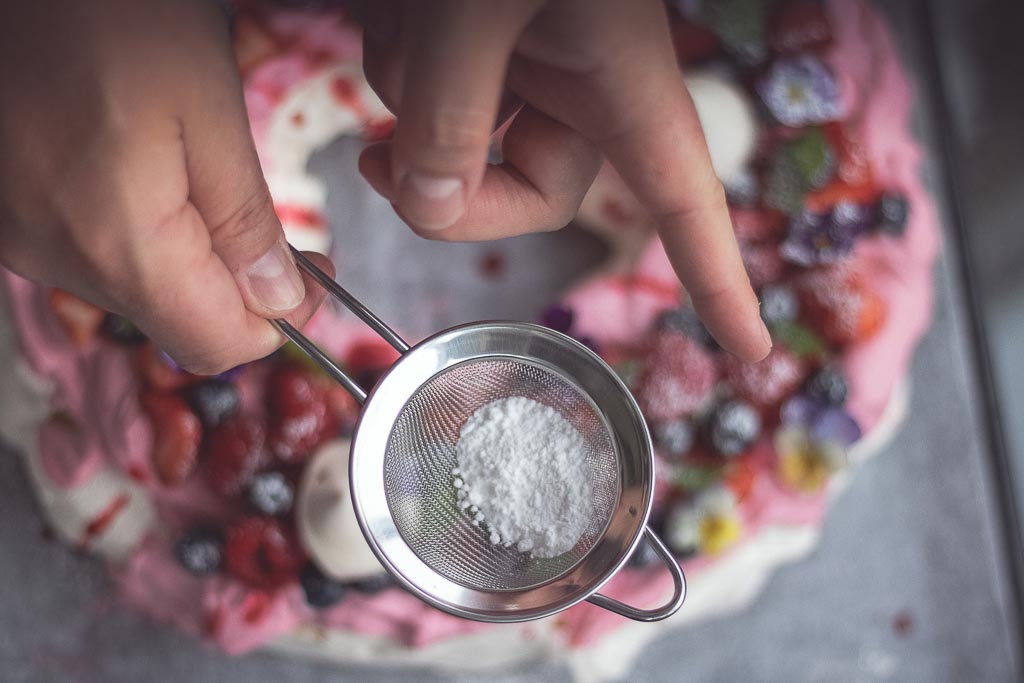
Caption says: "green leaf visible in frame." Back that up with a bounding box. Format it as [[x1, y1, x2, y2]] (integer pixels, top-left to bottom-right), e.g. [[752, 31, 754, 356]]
[[771, 321, 830, 361]]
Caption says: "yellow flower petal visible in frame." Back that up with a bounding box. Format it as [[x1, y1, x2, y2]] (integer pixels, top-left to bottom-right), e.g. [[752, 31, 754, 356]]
[[698, 515, 742, 555]]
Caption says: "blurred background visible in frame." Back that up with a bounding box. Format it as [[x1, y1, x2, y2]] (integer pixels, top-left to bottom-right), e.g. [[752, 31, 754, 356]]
[[3, 0, 1024, 680]]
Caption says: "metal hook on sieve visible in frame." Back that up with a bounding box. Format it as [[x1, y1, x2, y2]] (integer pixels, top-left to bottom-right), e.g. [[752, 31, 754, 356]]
[[271, 246, 408, 405], [586, 527, 686, 621]]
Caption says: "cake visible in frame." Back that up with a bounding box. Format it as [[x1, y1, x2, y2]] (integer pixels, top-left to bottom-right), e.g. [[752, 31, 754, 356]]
[[0, 1, 940, 681]]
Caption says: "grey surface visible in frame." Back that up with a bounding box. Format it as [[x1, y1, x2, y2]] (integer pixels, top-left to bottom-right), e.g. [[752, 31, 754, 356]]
[[1, 2, 1021, 681], [929, 0, 1024, 547]]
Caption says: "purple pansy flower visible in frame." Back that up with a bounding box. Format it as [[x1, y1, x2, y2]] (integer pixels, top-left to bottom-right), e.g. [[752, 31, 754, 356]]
[[757, 55, 841, 127], [775, 392, 862, 493], [780, 203, 871, 266], [539, 304, 575, 334]]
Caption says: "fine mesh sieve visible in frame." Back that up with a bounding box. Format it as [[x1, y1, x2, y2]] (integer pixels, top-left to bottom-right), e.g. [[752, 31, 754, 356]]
[[274, 247, 686, 623]]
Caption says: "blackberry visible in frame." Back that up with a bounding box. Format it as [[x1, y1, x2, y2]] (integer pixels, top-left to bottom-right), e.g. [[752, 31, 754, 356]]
[[247, 472, 294, 516], [655, 307, 718, 350], [349, 573, 394, 595], [539, 304, 575, 334], [806, 367, 848, 407], [184, 380, 240, 429], [707, 401, 761, 457], [175, 527, 224, 575], [299, 563, 347, 609], [101, 314, 148, 346], [876, 192, 909, 236], [654, 419, 695, 460], [760, 284, 799, 325]]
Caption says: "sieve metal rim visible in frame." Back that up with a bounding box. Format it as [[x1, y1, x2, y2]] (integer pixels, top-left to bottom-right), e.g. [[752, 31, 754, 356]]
[[272, 248, 685, 623], [349, 321, 659, 622]]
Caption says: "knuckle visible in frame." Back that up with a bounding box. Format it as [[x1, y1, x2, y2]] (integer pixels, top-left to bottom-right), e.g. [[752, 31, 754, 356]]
[[211, 187, 279, 251], [409, 106, 493, 155]]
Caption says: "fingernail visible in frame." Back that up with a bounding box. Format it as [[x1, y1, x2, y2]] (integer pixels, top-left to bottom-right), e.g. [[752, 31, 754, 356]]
[[246, 241, 305, 311], [759, 317, 773, 349], [398, 172, 465, 231]]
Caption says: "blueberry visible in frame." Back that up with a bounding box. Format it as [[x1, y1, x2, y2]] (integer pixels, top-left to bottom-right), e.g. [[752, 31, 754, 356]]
[[724, 167, 761, 207], [247, 472, 294, 516], [627, 538, 662, 568], [707, 401, 761, 457], [876, 192, 909, 236], [539, 304, 575, 334], [101, 314, 148, 346], [349, 573, 394, 594], [299, 563, 347, 609], [184, 380, 240, 429], [175, 527, 224, 575], [655, 307, 718, 350], [654, 419, 695, 460], [806, 367, 848, 407], [760, 284, 799, 326]]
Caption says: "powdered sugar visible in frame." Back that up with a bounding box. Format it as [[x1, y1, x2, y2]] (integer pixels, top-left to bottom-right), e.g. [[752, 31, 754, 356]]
[[455, 397, 592, 558]]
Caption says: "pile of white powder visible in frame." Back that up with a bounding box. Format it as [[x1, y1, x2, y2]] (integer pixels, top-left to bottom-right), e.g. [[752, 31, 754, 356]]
[[454, 396, 592, 558]]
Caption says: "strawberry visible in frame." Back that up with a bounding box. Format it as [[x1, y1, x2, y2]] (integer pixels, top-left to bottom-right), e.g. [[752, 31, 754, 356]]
[[204, 414, 271, 497], [141, 391, 202, 486], [797, 267, 886, 346], [346, 341, 400, 390], [266, 362, 348, 463], [224, 517, 305, 590], [805, 123, 878, 212], [634, 331, 719, 423], [671, 18, 721, 65], [722, 346, 806, 411], [136, 343, 196, 391], [48, 289, 104, 348], [770, 0, 833, 55], [730, 208, 787, 244]]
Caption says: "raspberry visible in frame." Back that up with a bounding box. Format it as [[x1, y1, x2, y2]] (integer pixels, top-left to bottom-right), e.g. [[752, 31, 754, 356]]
[[204, 415, 270, 497], [742, 244, 786, 289], [634, 332, 719, 422], [806, 367, 849, 406], [299, 563, 347, 609], [266, 363, 350, 463], [770, 0, 833, 55], [224, 517, 304, 590], [141, 391, 202, 486], [184, 379, 240, 429], [247, 472, 295, 517], [175, 527, 224, 575], [723, 346, 806, 410], [707, 401, 761, 457]]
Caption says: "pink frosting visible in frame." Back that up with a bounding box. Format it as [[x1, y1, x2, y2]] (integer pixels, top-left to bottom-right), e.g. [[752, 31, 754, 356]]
[[0, 0, 940, 658], [38, 415, 103, 489]]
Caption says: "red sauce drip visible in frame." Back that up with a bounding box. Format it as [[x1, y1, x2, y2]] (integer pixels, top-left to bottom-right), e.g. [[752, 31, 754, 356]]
[[80, 494, 131, 546]]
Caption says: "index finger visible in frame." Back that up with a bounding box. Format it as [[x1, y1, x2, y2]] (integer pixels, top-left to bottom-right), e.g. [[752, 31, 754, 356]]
[[568, 2, 771, 361]]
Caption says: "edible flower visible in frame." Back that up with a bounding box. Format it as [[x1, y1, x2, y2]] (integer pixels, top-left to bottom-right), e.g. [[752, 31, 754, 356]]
[[780, 202, 871, 266], [664, 487, 743, 557], [775, 393, 861, 493], [757, 55, 841, 126]]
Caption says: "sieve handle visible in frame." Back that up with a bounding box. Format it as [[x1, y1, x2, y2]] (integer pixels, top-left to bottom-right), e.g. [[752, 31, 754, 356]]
[[272, 246, 410, 405], [586, 526, 686, 622]]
